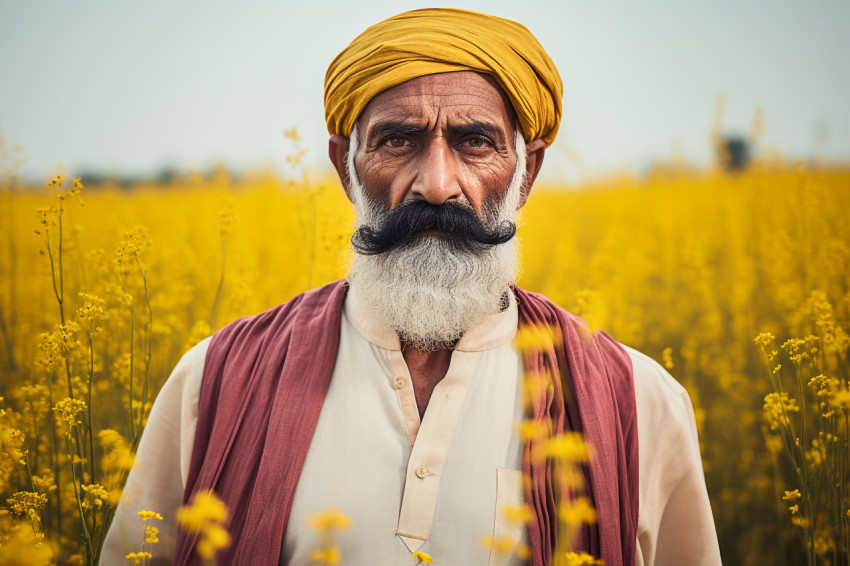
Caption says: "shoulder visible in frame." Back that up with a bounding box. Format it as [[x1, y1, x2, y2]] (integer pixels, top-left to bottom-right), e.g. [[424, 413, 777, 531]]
[[619, 344, 695, 443], [180, 336, 212, 370], [157, 337, 212, 406], [622, 345, 687, 401], [622, 345, 721, 563], [212, 280, 347, 347]]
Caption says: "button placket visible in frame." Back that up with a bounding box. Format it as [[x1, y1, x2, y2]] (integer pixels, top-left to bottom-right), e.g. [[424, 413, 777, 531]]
[[388, 350, 421, 445], [396, 351, 482, 552]]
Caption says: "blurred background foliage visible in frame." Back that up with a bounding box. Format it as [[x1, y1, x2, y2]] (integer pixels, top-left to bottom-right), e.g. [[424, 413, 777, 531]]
[[1, 131, 849, 563]]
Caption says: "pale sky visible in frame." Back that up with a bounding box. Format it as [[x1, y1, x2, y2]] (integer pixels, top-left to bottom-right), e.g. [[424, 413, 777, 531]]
[[1, 0, 848, 183]]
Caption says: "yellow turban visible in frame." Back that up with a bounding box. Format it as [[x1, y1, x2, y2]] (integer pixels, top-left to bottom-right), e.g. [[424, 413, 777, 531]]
[[324, 8, 563, 146]]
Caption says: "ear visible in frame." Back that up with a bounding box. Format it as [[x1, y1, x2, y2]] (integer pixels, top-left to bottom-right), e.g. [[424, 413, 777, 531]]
[[518, 138, 546, 209], [328, 134, 353, 202]]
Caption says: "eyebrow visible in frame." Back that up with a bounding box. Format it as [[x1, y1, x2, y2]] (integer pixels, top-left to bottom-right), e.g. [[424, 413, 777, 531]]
[[367, 121, 426, 141], [452, 122, 507, 146], [366, 120, 509, 146]]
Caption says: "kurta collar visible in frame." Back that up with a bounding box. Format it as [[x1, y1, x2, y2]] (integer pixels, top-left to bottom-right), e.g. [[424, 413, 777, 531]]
[[344, 284, 518, 352]]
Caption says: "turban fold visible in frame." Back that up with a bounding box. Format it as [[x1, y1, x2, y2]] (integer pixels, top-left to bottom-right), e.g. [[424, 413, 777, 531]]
[[324, 8, 563, 146]]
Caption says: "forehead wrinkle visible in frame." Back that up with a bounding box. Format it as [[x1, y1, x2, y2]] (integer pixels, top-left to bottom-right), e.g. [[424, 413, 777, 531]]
[[372, 92, 509, 115], [358, 73, 515, 132]]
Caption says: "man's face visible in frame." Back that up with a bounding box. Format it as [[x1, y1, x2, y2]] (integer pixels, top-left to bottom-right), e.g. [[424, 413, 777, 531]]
[[352, 71, 522, 216], [331, 71, 546, 349]]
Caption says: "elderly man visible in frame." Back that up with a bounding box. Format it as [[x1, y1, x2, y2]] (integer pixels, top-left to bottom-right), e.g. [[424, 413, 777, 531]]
[[102, 8, 721, 566]]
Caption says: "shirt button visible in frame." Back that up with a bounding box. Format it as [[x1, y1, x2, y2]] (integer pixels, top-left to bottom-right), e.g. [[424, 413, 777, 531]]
[[415, 465, 429, 479], [393, 376, 406, 389]]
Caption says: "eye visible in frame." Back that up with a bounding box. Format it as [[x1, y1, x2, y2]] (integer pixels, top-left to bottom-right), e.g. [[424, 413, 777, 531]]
[[462, 136, 492, 149], [384, 136, 411, 149]]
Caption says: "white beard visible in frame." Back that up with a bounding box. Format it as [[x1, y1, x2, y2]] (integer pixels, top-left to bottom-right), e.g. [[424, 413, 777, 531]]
[[345, 124, 527, 351]]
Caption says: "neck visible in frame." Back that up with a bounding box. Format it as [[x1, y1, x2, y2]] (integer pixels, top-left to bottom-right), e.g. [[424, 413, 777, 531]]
[[402, 342, 454, 419]]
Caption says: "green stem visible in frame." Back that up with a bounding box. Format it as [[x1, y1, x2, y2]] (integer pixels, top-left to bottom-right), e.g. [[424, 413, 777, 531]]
[[137, 261, 153, 437], [67, 433, 93, 565], [122, 271, 137, 445], [58, 205, 65, 320], [43, 228, 63, 326], [87, 329, 96, 486], [45, 372, 63, 548]]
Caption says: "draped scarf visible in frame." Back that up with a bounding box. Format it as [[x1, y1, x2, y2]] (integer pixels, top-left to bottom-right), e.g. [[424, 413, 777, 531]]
[[173, 280, 638, 565]]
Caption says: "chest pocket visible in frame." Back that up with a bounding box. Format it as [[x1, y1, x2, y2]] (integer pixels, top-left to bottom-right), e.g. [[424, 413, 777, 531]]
[[488, 468, 530, 566]]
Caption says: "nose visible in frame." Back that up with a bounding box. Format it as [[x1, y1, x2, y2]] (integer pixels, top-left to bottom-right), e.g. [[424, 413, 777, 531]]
[[411, 139, 462, 205]]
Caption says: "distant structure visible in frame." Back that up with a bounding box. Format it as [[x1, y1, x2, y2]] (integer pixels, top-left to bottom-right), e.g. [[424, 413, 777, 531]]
[[717, 135, 751, 171]]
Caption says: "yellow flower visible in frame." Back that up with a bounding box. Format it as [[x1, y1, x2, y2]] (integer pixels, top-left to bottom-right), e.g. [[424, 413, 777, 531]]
[[36, 331, 62, 372], [145, 525, 160, 544], [541, 432, 593, 464], [125, 551, 152, 564], [480, 534, 517, 554], [138, 509, 164, 521], [754, 332, 775, 350], [177, 490, 231, 560], [762, 392, 799, 431], [197, 523, 231, 560], [77, 292, 106, 331], [115, 226, 152, 272], [411, 550, 434, 564], [754, 332, 779, 364], [217, 197, 238, 235], [81, 484, 108, 510], [305, 507, 353, 534], [177, 492, 227, 530], [52, 398, 86, 435], [514, 323, 562, 355], [782, 489, 801, 502], [7, 491, 48, 519], [47, 174, 66, 190], [516, 419, 551, 442], [521, 370, 553, 409], [564, 551, 604, 565], [789, 504, 799, 514], [559, 496, 597, 528], [31, 474, 57, 496], [101, 429, 136, 504], [310, 546, 342, 564], [499, 503, 534, 525], [661, 346, 674, 370]]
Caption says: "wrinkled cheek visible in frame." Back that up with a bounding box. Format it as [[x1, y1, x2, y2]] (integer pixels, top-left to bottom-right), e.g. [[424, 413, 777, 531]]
[[357, 164, 407, 210], [459, 162, 516, 211]]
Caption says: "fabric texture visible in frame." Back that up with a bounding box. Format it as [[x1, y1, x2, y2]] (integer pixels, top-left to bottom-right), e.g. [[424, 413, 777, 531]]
[[324, 8, 563, 146], [514, 287, 639, 565], [173, 280, 638, 565], [173, 282, 346, 565]]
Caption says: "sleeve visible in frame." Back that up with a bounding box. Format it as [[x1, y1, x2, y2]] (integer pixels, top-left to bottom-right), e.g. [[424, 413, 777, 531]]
[[626, 347, 722, 566], [99, 338, 210, 566]]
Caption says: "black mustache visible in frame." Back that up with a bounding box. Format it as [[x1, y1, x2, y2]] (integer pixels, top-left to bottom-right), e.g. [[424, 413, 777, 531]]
[[351, 200, 516, 255]]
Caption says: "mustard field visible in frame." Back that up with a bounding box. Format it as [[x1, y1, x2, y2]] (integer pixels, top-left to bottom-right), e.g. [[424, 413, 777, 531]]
[[1, 156, 849, 565]]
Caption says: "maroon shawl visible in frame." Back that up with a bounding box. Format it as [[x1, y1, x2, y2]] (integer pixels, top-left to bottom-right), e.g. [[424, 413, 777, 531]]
[[173, 280, 638, 565]]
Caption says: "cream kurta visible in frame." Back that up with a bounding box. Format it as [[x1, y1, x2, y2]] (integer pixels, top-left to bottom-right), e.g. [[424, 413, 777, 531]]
[[101, 290, 722, 565]]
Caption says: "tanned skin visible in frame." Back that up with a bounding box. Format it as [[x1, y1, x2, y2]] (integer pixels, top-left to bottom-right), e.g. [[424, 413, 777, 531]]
[[329, 71, 546, 418]]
